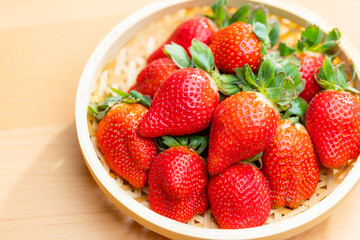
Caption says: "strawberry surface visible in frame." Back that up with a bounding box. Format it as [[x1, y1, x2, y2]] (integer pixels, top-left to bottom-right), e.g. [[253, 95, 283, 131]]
[[96, 103, 157, 188], [137, 68, 219, 138], [148, 146, 208, 222], [262, 119, 320, 208], [305, 90, 360, 168], [208, 163, 271, 229], [299, 52, 325, 102], [147, 17, 216, 63], [130, 58, 179, 98], [208, 91, 279, 175], [210, 22, 263, 74]]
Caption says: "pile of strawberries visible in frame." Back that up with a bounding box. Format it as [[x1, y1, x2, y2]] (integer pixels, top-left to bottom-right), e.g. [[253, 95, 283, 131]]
[[89, 0, 360, 229]]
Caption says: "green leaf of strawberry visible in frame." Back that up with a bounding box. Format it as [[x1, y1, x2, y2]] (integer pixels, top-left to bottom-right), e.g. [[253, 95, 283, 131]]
[[165, 39, 245, 96], [89, 89, 152, 121], [189, 39, 215, 73], [316, 56, 359, 93], [211, 71, 242, 95], [164, 42, 191, 68], [269, 21, 280, 47], [253, 22, 270, 46], [279, 42, 296, 56], [280, 25, 341, 56], [258, 58, 276, 89], [156, 135, 208, 155], [249, 8, 267, 26], [229, 4, 251, 24], [284, 97, 308, 118], [299, 25, 323, 50], [234, 58, 304, 108]]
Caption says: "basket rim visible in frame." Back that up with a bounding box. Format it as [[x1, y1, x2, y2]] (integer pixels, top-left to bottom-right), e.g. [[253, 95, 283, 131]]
[[75, 0, 360, 239]]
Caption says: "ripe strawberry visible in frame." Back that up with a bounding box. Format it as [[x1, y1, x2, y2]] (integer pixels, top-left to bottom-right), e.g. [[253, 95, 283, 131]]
[[279, 26, 341, 102], [147, 17, 216, 63], [298, 52, 325, 102], [130, 58, 179, 98], [208, 163, 271, 229], [209, 22, 263, 74], [306, 90, 360, 168], [137, 67, 219, 138], [208, 91, 279, 175], [148, 146, 208, 222], [305, 57, 360, 168], [208, 58, 305, 175], [95, 100, 157, 188], [262, 119, 320, 208]]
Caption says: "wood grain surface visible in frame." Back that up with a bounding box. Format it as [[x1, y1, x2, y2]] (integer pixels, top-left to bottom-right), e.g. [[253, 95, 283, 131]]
[[1, 0, 359, 239]]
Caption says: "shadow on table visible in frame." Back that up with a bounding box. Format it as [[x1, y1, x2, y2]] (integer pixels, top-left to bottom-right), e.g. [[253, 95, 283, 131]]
[[1, 121, 167, 240]]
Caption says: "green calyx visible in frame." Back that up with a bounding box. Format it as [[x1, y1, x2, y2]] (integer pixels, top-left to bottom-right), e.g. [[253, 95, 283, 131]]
[[164, 39, 214, 73], [206, 0, 279, 47], [156, 135, 208, 155], [164, 39, 305, 103], [281, 97, 308, 124], [165, 39, 242, 95], [242, 152, 263, 169], [316, 56, 359, 93], [279, 25, 341, 56], [234, 58, 304, 108], [88, 88, 152, 122]]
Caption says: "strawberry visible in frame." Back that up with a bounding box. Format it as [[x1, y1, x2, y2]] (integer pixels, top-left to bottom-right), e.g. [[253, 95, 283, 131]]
[[137, 67, 219, 137], [279, 26, 341, 102], [208, 91, 279, 175], [208, 163, 271, 229], [208, 59, 304, 175], [130, 58, 179, 98], [298, 52, 325, 102], [147, 17, 216, 63], [206, 0, 281, 74], [305, 57, 360, 168], [262, 119, 320, 209], [210, 22, 263, 74], [138, 40, 222, 138], [148, 146, 208, 222], [90, 91, 157, 188]]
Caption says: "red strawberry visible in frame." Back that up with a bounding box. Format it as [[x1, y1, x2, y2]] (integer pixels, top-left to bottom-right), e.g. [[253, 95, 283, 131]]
[[306, 90, 360, 168], [208, 163, 271, 229], [137, 68, 219, 138], [208, 91, 279, 175], [305, 57, 360, 168], [130, 58, 179, 98], [209, 22, 263, 74], [147, 17, 216, 63], [148, 146, 208, 222], [96, 103, 157, 188], [262, 119, 320, 208], [298, 52, 325, 102]]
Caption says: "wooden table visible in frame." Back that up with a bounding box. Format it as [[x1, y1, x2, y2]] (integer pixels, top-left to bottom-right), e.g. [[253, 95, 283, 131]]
[[1, 0, 359, 239]]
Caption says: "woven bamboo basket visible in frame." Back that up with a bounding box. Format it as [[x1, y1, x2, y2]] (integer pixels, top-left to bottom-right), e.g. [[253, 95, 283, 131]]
[[75, 0, 360, 239]]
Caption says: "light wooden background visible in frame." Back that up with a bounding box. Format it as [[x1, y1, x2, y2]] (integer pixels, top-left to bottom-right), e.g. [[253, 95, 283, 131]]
[[1, 0, 360, 239]]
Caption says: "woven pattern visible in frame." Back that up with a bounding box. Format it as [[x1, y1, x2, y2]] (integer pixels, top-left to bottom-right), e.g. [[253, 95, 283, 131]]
[[87, 7, 357, 228]]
